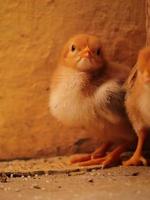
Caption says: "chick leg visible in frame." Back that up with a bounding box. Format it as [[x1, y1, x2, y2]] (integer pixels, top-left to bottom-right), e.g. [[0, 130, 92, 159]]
[[70, 142, 111, 164], [123, 130, 147, 166], [79, 143, 127, 168], [91, 142, 112, 158]]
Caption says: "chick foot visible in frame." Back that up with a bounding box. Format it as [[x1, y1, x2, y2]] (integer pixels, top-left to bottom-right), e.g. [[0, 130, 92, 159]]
[[77, 144, 126, 168], [70, 142, 111, 164], [123, 129, 148, 166], [123, 155, 148, 166]]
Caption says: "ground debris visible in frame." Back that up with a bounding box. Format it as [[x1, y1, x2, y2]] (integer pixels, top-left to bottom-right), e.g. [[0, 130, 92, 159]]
[[131, 172, 139, 176], [32, 184, 41, 189], [0, 156, 104, 178], [125, 172, 140, 177], [0, 173, 8, 183], [88, 178, 94, 183]]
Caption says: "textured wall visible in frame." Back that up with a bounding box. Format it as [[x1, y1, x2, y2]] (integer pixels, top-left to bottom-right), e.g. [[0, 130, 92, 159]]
[[146, 0, 150, 45], [0, 0, 146, 160]]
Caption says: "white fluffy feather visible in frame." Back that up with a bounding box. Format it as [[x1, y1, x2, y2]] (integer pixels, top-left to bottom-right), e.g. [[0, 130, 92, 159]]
[[49, 68, 122, 127]]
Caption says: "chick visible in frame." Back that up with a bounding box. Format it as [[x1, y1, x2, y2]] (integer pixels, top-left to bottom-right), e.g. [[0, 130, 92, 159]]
[[123, 47, 150, 166], [49, 34, 134, 168]]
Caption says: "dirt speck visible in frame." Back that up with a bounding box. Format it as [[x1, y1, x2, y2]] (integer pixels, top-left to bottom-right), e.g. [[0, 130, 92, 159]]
[[32, 184, 41, 189], [131, 172, 139, 176], [88, 178, 94, 183], [0, 173, 8, 183]]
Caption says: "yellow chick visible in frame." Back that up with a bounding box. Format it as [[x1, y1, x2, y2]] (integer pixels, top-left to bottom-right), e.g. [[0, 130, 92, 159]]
[[49, 34, 134, 168], [123, 47, 150, 166]]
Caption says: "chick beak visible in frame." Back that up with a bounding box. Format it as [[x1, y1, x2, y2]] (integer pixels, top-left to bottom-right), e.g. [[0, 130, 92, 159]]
[[80, 46, 92, 59], [143, 72, 150, 84]]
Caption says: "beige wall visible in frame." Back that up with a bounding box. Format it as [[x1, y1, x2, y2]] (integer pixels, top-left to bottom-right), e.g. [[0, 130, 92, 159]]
[[0, 0, 146, 160]]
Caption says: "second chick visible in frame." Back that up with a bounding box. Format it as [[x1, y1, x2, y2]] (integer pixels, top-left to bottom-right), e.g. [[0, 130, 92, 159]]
[[123, 47, 150, 166]]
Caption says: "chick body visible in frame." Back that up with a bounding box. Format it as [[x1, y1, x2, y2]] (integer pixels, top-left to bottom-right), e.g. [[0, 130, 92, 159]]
[[123, 47, 150, 166]]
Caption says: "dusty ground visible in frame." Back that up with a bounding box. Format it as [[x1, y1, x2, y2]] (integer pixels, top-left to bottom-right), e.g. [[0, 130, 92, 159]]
[[0, 161, 150, 200]]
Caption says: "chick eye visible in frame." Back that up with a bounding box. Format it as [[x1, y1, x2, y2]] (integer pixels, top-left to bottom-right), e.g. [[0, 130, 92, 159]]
[[96, 48, 101, 56], [71, 45, 76, 52]]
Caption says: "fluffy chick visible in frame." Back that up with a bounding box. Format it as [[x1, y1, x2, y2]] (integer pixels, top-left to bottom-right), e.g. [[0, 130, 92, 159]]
[[49, 34, 134, 168], [123, 47, 150, 166]]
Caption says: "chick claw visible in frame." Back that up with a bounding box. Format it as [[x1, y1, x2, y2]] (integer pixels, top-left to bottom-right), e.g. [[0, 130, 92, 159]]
[[70, 154, 91, 163], [123, 156, 148, 166], [70, 155, 117, 169], [78, 154, 121, 168]]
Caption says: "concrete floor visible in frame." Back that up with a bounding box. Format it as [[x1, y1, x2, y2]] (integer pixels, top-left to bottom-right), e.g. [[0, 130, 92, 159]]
[[0, 166, 150, 200]]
